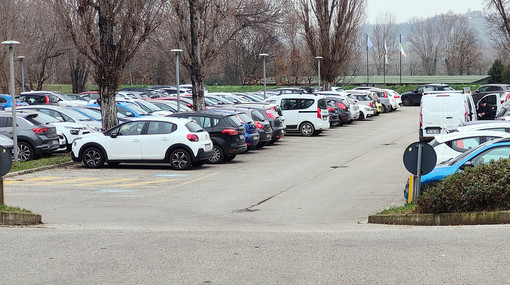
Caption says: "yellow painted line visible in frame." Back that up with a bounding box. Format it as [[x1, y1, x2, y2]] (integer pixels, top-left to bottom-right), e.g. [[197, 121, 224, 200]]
[[116, 178, 175, 188], [32, 178, 92, 186], [73, 178, 136, 186], [157, 171, 220, 193], [5, 177, 63, 184]]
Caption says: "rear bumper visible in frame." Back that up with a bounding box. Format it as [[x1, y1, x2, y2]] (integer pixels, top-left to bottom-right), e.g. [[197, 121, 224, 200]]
[[194, 148, 214, 161]]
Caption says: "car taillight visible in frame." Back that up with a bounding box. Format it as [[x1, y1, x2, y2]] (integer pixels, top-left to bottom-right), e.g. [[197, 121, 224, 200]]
[[317, 108, 321, 118], [369, 102, 373, 107], [337, 102, 346, 110], [222, 128, 239, 136], [187, 134, 199, 142], [33, 127, 49, 134], [328, 107, 335, 112], [394, 95, 400, 98], [45, 96, 50, 104], [255, 121, 263, 129], [419, 103, 423, 127], [383, 92, 388, 98], [265, 110, 275, 119]]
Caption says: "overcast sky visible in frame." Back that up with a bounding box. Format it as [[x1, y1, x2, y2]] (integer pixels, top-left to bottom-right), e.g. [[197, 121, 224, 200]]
[[366, 0, 485, 24]]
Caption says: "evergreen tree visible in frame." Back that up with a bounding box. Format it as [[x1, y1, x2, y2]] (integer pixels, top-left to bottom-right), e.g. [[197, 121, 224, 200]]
[[488, 59, 504, 83]]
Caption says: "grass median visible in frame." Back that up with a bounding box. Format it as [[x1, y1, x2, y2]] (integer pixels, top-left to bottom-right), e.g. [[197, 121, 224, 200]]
[[10, 153, 72, 173]]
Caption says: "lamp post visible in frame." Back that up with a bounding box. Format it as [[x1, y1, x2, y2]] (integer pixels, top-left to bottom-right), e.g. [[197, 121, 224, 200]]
[[170, 49, 183, 112], [2, 41, 21, 162], [17, 56, 25, 92], [315, 56, 323, 91], [129, 65, 134, 87], [259, 53, 268, 99]]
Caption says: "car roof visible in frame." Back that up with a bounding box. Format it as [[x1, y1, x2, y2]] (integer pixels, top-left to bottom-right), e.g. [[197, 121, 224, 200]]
[[173, 110, 234, 118], [433, 130, 510, 143]]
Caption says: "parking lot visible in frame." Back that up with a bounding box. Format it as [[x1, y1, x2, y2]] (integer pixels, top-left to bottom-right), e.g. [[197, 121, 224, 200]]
[[3, 106, 510, 284]]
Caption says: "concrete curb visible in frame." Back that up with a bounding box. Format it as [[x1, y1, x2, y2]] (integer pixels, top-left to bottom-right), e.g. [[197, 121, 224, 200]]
[[368, 211, 510, 226], [4, 161, 76, 178], [0, 211, 42, 225]]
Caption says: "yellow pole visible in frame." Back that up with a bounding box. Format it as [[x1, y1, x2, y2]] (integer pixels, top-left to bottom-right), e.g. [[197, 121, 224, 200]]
[[407, 175, 414, 204]]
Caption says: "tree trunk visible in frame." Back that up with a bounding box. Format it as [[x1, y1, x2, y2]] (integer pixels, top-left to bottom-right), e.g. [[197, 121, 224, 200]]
[[99, 84, 118, 131], [188, 0, 205, 111]]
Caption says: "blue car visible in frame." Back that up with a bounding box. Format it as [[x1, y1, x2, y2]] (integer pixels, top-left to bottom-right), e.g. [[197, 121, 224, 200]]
[[209, 109, 260, 149], [0, 94, 28, 110], [422, 137, 510, 187], [87, 101, 151, 118]]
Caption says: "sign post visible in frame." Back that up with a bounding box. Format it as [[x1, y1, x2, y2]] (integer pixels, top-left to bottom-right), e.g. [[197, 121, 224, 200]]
[[403, 142, 437, 203]]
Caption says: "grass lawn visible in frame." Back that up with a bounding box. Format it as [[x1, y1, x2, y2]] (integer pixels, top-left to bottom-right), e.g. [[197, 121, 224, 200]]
[[377, 203, 416, 215], [9, 153, 72, 173]]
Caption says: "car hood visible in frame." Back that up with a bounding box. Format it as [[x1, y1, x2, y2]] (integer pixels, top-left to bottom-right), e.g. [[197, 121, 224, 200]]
[[420, 163, 459, 185]]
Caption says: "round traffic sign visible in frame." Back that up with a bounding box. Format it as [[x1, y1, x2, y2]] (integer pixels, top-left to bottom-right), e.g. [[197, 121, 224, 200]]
[[403, 142, 437, 175]]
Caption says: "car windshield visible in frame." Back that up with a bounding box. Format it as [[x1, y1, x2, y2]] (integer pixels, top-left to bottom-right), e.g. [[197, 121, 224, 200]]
[[135, 100, 162, 113], [448, 139, 497, 166], [74, 108, 103, 120], [122, 102, 150, 115], [225, 115, 243, 127], [63, 108, 95, 121], [86, 107, 128, 118]]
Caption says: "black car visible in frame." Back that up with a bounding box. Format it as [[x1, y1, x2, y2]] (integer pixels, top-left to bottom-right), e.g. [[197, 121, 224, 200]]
[[326, 97, 351, 126], [170, 111, 247, 163], [234, 103, 286, 144], [213, 106, 273, 148], [0, 112, 59, 161], [400, 84, 455, 106], [18, 92, 60, 105]]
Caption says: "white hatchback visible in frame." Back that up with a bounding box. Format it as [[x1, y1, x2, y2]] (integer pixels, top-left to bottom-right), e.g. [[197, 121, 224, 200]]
[[72, 117, 214, 170]]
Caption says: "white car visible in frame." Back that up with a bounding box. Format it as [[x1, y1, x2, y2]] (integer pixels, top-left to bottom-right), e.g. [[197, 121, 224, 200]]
[[71, 117, 214, 170], [17, 105, 102, 131], [456, 121, 510, 133], [429, 130, 510, 164], [18, 110, 95, 151], [384, 89, 402, 108]]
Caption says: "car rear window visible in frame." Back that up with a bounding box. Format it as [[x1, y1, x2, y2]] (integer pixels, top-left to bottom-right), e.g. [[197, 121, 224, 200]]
[[317, 99, 327, 109], [251, 110, 265, 121], [225, 115, 243, 127], [185, 121, 204, 132], [238, 113, 253, 124]]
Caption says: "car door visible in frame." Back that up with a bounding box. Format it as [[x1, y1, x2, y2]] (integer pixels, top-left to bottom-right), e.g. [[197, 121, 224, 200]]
[[477, 94, 501, 117], [103, 121, 145, 160], [469, 145, 510, 167], [141, 121, 175, 160], [280, 98, 299, 130]]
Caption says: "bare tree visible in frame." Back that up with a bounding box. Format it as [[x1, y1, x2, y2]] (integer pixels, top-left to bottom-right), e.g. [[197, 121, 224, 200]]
[[53, 0, 166, 130], [486, 0, 510, 57], [407, 17, 445, 75], [299, 0, 366, 90], [370, 12, 398, 75], [0, 1, 20, 92], [159, 0, 283, 110]]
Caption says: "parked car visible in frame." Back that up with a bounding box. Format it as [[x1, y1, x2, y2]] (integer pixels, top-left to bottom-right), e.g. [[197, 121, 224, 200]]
[[18, 91, 60, 105], [209, 109, 260, 150], [17, 105, 102, 131], [354, 87, 392, 113], [87, 101, 152, 118], [147, 100, 193, 113], [213, 106, 273, 148], [0, 111, 60, 161], [0, 94, 28, 110], [417, 137, 510, 190], [170, 110, 247, 163], [265, 94, 329, 136], [72, 117, 213, 169], [326, 97, 352, 126], [349, 94, 375, 120], [456, 120, 510, 133], [429, 130, 510, 164], [472, 84, 510, 104], [119, 99, 173, 116], [231, 103, 286, 144], [18, 110, 94, 151], [400, 83, 455, 106], [79, 91, 100, 102]]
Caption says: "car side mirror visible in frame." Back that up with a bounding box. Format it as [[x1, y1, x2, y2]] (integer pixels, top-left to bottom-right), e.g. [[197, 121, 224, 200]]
[[460, 161, 473, 170], [110, 132, 119, 138]]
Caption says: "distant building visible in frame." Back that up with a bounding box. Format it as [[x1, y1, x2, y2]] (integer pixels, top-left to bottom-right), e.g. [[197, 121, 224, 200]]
[[466, 10, 484, 19]]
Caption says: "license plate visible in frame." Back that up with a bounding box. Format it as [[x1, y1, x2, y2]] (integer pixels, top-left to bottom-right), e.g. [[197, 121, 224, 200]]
[[426, 129, 441, 134], [53, 139, 59, 145], [205, 143, 211, 150]]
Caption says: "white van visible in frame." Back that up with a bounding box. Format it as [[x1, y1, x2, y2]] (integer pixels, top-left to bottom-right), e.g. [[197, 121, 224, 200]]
[[265, 94, 330, 136], [419, 92, 477, 142]]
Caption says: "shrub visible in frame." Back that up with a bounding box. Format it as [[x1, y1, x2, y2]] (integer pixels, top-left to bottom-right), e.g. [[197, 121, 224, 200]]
[[416, 158, 510, 214]]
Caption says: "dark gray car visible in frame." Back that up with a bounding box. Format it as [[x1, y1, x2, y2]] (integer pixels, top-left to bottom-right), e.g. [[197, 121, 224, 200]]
[[0, 112, 59, 161]]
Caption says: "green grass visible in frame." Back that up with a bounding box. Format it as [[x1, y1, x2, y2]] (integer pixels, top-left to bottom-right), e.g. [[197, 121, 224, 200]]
[[377, 203, 416, 215], [0, 204, 32, 214], [10, 154, 72, 173]]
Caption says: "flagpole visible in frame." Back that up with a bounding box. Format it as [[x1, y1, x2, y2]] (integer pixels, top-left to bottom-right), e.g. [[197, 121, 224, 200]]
[[366, 34, 369, 85], [399, 34, 402, 86]]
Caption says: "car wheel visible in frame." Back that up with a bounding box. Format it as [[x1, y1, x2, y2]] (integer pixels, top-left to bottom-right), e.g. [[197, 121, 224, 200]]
[[17, 141, 34, 161], [82, 147, 105, 168], [359, 112, 365, 120], [299, 122, 315, 137], [381, 105, 387, 113], [208, 145, 224, 164], [402, 97, 411, 106], [224, 154, 237, 162], [170, 149, 192, 170]]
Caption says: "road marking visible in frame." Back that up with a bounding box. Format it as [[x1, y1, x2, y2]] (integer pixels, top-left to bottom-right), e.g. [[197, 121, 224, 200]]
[[97, 189, 138, 193], [73, 178, 136, 186], [153, 174, 189, 177], [115, 178, 175, 188], [4, 177, 63, 184], [156, 171, 220, 193], [31, 178, 92, 186]]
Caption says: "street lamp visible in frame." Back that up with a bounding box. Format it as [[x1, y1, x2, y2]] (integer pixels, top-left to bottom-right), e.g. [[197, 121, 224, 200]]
[[17, 56, 25, 92], [315, 56, 323, 91], [170, 49, 183, 112], [259, 53, 268, 99], [2, 41, 20, 163], [129, 65, 134, 87]]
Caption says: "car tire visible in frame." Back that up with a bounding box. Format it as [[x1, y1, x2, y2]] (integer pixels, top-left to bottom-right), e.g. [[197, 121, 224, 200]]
[[170, 149, 192, 170], [359, 112, 365, 120], [224, 154, 236, 162], [208, 145, 225, 164], [82, 147, 105, 168], [299, 122, 315, 137], [17, 141, 34, 161], [382, 105, 387, 113], [402, 97, 411, 106]]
